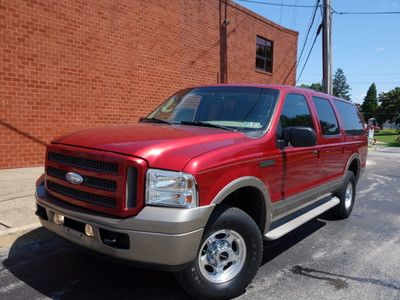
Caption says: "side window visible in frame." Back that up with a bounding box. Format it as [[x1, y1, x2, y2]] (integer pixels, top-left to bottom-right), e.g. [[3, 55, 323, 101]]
[[334, 100, 365, 136], [312, 97, 340, 135], [280, 94, 314, 129]]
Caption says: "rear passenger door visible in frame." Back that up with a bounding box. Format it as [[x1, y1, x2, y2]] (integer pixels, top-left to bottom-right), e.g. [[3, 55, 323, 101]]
[[312, 96, 343, 181], [278, 93, 320, 199]]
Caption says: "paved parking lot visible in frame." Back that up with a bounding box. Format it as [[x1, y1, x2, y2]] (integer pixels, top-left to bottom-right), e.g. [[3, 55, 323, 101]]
[[0, 147, 399, 299]]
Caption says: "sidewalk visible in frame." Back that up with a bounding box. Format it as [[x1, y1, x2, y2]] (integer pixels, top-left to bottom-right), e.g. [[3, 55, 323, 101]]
[[0, 167, 43, 236]]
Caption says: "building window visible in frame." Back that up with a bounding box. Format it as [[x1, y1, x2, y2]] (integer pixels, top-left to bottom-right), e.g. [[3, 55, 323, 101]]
[[256, 36, 273, 73]]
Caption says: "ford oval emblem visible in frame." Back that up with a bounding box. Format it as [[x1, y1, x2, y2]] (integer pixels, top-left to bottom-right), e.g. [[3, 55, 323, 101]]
[[66, 172, 83, 185]]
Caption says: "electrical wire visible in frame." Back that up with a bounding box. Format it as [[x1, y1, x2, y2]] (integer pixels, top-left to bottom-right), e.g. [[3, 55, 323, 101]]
[[296, 23, 323, 82], [291, 0, 299, 28], [278, 0, 284, 23], [331, 7, 400, 15], [297, 0, 321, 67]]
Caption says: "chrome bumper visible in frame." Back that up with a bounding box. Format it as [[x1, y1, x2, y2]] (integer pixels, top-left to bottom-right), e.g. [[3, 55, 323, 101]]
[[35, 178, 214, 269]]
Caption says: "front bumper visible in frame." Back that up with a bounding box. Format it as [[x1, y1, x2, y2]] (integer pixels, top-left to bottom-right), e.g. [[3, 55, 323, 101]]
[[35, 177, 214, 270]]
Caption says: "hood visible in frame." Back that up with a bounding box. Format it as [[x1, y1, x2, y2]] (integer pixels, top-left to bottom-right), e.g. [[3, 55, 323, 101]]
[[54, 123, 249, 170]]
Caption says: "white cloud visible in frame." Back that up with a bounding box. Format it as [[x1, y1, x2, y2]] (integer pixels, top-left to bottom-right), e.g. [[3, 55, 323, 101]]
[[376, 47, 385, 53]]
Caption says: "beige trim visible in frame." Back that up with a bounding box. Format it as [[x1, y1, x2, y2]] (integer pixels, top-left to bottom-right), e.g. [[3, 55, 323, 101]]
[[210, 176, 273, 234], [35, 181, 213, 267], [272, 178, 343, 221], [345, 153, 361, 181], [36, 182, 214, 235], [265, 196, 340, 240], [39, 216, 203, 267]]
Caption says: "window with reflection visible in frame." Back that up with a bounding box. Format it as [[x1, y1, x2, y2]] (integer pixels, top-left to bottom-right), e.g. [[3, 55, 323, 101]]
[[312, 97, 340, 135], [256, 36, 273, 73]]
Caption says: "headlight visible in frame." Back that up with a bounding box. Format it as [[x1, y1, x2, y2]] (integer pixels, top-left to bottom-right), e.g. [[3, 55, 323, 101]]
[[146, 169, 198, 208]]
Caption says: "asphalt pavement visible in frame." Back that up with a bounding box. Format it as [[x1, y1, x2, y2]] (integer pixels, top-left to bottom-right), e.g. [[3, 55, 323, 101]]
[[0, 147, 399, 299]]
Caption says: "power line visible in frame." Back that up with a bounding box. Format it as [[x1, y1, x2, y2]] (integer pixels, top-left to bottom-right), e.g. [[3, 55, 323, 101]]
[[278, 0, 284, 23], [297, 23, 323, 82], [280, 0, 320, 84], [332, 9, 400, 15], [298, 0, 321, 67], [291, 0, 300, 28], [236, 0, 317, 8], [302, 74, 400, 76]]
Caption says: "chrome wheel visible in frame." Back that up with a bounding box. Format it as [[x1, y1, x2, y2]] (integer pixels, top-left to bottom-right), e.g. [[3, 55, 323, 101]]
[[344, 182, 353, 210], [198, 229, 247, 283]]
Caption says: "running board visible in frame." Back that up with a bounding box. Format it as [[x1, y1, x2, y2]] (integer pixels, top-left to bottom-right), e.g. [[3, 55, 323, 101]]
[[265, 196, 340, 241]]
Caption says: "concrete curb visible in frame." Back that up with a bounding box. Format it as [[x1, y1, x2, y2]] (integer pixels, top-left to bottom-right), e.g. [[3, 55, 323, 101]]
[[0, 223, 42, 237]]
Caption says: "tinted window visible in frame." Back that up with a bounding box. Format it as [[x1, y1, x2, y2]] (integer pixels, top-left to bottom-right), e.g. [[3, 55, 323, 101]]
[[334, 100, 364, 136], [312, 97, 340, 135], [256, 36, 273, 73], [280, 94, 314, 129]]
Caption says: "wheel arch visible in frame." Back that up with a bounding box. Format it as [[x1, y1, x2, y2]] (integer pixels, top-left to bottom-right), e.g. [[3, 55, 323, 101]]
[[210, 176, 272, 235], [345, 153, 361, 182]]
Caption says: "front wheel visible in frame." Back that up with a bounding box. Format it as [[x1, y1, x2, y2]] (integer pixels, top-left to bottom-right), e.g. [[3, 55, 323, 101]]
[[175, 205, 262, 299]]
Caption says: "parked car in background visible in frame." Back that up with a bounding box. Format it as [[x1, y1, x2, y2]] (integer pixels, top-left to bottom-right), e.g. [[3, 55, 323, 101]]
[[35, 84, 367, 299]]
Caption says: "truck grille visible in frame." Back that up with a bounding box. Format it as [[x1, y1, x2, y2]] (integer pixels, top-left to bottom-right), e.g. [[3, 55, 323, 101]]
[[47, 181, 117, 208], [47, 167, 117, 192], [45, 147, 142, 217], [48, 152, 118, 174]]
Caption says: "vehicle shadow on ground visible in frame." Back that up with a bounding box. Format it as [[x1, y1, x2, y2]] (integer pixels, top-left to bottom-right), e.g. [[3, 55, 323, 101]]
[[3, 220, 327, 300], [261, 218, 327, 265]]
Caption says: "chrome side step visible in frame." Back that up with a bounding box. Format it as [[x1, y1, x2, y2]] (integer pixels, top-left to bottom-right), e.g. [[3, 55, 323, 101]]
[[265, 196, 340, 241]]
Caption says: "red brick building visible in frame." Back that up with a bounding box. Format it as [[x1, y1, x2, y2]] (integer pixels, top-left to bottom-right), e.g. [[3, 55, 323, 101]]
[[0, 0, 298, 169]]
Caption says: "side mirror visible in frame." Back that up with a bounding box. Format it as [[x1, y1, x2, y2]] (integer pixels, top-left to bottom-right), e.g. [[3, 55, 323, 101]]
[[281, 126, 316, 147], [138, 117, 145, 122]]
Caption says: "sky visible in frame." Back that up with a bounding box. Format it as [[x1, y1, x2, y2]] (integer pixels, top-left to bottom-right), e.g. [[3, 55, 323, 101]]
[[235, 0, 400, 104]]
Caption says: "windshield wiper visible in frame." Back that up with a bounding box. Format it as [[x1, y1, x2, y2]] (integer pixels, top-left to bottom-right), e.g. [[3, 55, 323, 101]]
[[179, 121, 236, 131], [140, 117, 172, 125]]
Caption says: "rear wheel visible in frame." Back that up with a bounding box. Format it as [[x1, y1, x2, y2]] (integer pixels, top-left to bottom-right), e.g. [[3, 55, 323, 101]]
[[330, 171, 356, 219], [175, 205, 262, 299]]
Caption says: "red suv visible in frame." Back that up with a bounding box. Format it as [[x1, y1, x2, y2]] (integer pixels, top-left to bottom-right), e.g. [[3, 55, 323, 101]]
[[35, 84, 367, 299]]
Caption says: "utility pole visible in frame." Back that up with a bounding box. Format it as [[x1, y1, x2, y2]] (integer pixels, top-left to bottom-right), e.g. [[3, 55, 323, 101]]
[[322, 0, 332, 94]]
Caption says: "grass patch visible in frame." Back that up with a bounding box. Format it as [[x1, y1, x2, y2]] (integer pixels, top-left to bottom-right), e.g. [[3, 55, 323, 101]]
[[375, 134, 400, 147], [375, 129, 398, 136]]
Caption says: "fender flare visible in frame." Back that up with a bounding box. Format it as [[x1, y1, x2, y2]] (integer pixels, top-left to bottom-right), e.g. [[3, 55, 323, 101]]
[[210, 176, 273, 235], [344, 153, 361, 181]]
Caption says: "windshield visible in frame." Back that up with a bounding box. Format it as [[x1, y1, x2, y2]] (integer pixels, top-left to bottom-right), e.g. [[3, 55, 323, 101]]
[[146, 86, 279, 136]]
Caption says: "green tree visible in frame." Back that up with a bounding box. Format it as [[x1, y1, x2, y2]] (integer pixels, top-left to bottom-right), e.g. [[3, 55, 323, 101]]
[[299, 83, 322, 92], [376, 87, 400, 126], [333, 68, 351, 100], [361, 83, 378, 121]]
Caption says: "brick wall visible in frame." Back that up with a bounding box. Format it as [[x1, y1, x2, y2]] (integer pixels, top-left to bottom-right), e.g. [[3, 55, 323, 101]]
[[0, 0, 297, 169]]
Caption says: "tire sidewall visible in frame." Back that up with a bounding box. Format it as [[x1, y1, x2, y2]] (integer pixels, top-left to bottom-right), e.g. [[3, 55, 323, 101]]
[[178, 206, 262, 299], [339, 172, 356, 217]]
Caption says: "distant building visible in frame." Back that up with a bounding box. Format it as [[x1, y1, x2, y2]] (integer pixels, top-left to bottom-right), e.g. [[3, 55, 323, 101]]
[[1, 0, 298, 169]]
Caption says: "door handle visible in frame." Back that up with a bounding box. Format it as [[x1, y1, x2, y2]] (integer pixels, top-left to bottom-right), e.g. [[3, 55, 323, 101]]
[[312, 150, 318, 155]]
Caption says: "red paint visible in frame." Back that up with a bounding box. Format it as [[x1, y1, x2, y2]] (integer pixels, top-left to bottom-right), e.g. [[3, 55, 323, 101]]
[[42, 84, 367, 217]]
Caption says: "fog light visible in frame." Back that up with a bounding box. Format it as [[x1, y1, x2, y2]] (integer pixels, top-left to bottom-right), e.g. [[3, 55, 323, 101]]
[[53, 213, 64, 225], [85, 224, 95, 237]]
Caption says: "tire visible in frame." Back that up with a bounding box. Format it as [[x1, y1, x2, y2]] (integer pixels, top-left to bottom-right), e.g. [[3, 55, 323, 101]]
[[175, 205, 262, 300], [330, 171, 356, 219]]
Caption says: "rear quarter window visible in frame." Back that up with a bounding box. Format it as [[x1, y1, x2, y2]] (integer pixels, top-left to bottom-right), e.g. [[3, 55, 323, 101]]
[[334, 100, 364, 136], [312, 97, 340, 136]]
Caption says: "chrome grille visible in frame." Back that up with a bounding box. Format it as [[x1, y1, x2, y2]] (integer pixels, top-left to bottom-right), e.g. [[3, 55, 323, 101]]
[[47, 167, 117, 192], [47, 181, 117, 208]]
